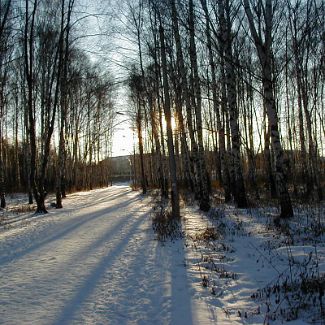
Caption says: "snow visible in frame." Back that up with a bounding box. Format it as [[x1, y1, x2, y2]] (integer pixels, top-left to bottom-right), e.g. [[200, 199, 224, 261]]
[[0, 185, 324, 324], [181, 205, 325, 324], [0, 185, 211, 325]]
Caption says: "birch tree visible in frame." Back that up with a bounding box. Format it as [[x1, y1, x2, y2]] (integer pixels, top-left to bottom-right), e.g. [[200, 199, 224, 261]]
[[0, 0, 13, 208], [244, 0, 293, 218], [188, 0, 210, 211], [156, 2, 180, 217], [219, 0, 248, 207]]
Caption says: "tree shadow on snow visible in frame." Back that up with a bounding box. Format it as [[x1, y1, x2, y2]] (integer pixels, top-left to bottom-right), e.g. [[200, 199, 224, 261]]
[[51, 210, 193, 325], [0, 195, 141, 266], [52, 211, 148, 325]]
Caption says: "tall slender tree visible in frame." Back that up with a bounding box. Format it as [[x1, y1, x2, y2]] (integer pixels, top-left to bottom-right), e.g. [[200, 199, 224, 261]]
[[244, 0, 293, 218]]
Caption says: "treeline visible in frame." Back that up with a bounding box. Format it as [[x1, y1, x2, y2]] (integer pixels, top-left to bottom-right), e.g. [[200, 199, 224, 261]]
[[123, 0, 324, 218], [0, 0, 115, 212]]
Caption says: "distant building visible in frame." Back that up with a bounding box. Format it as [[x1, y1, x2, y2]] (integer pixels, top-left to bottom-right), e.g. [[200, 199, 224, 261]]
[[109, 156, 132, 182]]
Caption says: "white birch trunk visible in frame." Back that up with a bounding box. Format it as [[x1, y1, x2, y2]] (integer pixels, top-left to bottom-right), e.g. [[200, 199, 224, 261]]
[[188, 0, 210, 211], [159, 21, 180, 218], [244, 0, 293, 218]]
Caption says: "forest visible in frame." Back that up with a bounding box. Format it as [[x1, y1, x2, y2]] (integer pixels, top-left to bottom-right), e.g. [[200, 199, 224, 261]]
[[123, 0, 324, 219], [0, 0, 115, 213], [0, 0, 325, 324], [0, 0, 324, 216]]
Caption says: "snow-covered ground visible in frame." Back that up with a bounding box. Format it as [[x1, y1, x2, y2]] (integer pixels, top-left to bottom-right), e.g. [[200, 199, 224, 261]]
[[0, 185, 211, 325], [0, 185, 324, 324], [181, 204, 325, 325]]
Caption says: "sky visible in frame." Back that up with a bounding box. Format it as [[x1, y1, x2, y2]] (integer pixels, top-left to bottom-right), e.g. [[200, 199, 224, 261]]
[[77, 0, 136, 157], [110, 90, 135, 157], [111, 125, 135, 157]]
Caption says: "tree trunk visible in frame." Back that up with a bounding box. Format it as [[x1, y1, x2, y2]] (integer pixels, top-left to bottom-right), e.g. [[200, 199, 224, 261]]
[[263, 68, 293, 217], [159, 22, 180, 218], [188, 0, 210, 211], [244, 0, 293, 218], [0, 89, 5, 208], [200, 0, 223, 185], [221, 0, 247, 208], [56, 0, 74, 208], [170, 0, 200, 199], [137, 97, 147, 195], [24, 0, 47, 214]]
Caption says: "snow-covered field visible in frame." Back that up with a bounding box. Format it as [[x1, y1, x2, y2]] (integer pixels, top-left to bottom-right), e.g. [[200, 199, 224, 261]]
[[0, 185, 324, 324]]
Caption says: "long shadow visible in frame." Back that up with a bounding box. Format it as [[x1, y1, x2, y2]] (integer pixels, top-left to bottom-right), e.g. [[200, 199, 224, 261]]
[[0, 195, 140, 266], [66, 185, 129, 203], [62, 187, 134, 212], [170, 235, 194, 325], [117, 239, 169, 323], [69, 220, 170, 323], [87, 217, 194, 324], [52, 211, 148, 325], [140, 225, 194, 325], [25, 201, 144, 284]]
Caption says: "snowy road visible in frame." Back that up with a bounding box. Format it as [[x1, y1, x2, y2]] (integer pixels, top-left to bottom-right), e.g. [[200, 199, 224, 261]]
[[0, 185, 211, 325]]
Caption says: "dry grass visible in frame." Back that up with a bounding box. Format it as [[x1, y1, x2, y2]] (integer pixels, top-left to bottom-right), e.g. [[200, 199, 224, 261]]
[[8, 205, 36, 214], [195, 227, 220, 241], [152, 208, 184, 242]]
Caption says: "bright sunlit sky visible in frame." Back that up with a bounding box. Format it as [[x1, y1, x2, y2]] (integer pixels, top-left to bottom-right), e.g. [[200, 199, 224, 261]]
[[110, 88, 135, 157], [78, 0, 136, 157]]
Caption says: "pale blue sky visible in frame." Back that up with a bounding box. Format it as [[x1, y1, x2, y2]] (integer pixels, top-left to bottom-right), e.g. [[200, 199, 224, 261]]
[[77, 0, 136, 157]]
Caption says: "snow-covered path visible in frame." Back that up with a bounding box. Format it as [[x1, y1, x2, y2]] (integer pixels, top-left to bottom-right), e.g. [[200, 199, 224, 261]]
[[0, 185, 212, 325]]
